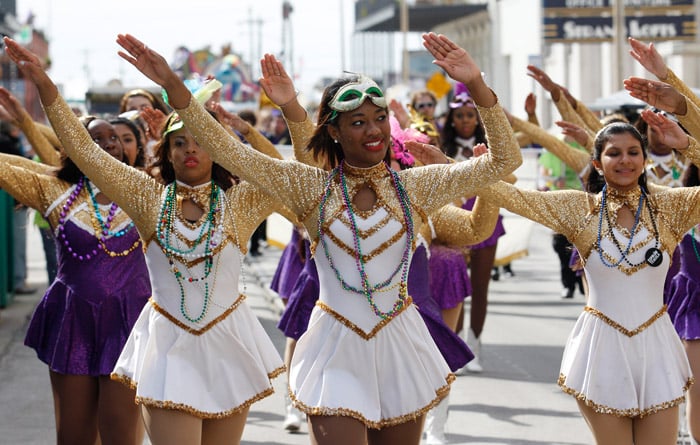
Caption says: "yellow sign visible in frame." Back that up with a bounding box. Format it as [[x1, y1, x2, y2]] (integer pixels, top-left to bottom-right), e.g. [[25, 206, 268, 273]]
[[426, 72, 452, 100]]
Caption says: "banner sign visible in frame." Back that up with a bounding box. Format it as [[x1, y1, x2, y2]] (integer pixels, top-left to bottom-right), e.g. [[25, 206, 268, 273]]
[[544, 14, 696, 42]]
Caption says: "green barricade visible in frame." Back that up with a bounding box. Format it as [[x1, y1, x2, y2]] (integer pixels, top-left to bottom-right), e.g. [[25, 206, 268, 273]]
[[0, 190, 15, 307]]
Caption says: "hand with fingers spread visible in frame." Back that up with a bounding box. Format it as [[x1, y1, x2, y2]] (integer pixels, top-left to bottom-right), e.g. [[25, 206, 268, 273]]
[[640, 108, 689, 150], [555, 120, 589, 148], [211, 102, 251, 136], [422, 32, 494, 106], [139, 106, 167, 140], [628, 37, 669, 81], [2, 37, 57, 104], [389, 99, 410, 129], [405, 140, 450, 165], [527, 65, 560, 94], [623, 77, 687, 116], [259, 53, 306, 121], [116, 33, 189, 108]]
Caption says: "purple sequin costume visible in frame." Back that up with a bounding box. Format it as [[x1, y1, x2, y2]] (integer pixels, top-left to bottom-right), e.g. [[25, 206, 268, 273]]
[[428, 244, 472, 310], [24, 213, 150, 376], [665, 233, 700, 340], [462, 197, 504, 249], [277, 243, 472, 371], [270, 227, 307, 300]]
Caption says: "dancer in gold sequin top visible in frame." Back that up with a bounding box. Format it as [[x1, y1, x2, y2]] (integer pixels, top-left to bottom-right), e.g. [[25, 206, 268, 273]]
[[115, 32, 521, 445]]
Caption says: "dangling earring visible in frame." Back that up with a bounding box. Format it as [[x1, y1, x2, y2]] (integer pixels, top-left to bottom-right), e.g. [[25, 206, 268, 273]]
[[334, 139, 338, 144]]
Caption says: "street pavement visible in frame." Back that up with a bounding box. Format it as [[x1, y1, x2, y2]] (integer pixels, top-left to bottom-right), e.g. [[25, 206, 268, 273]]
[[0, 209, 597, 445]]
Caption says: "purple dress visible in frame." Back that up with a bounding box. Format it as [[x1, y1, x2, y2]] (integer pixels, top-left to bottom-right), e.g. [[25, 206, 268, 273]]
[[270, 227, 307, 300], [277, 243, 472, 371], [463, 197, 505, 249], [665, 233, 700, 341], [428, 244, 471, 309], [24, 219, 151, 376]]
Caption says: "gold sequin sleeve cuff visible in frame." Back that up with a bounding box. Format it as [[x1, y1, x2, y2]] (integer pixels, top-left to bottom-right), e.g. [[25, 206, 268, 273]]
[[177, 97, 328, 218], [44, 95, 162, 237], [512, 116, 590, 174], [431, 199, 498, 246], [16, 111, 61, 167], [477, 181, 589, 241], [574, 99, 604, 134], [666, 69, 700, 111], [676, 99, 700, 146]]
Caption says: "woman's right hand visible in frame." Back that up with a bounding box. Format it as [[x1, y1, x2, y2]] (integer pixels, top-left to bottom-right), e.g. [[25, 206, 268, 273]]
[[259, 54, 297, 107], [628, 37, 669, 81], [116, 34, 187, 107], [2, 37, 57, 104], [623, 76, 687, 115]]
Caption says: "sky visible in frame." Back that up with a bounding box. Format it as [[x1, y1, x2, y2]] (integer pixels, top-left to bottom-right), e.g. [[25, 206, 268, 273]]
[[16, 0, 357, 100]]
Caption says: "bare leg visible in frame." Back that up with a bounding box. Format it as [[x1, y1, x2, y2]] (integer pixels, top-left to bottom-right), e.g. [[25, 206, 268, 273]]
[[441, 302, 463, 333], [96, 376, 144, 445], [469, 244, 497, 337], [577, 400, 633, 445], [685, 340, 700, 442], [633, 406, 679, 445], [49, 370, 100, 445], [368, 415, 425, 445], [201, 408, 249, 445], [308, 415, 367, 445], [142, 405, 202, 445]]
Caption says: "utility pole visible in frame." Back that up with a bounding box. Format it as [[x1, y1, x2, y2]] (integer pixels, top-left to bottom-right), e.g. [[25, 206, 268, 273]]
[[282, 1, 294, 79], [612, 0, 626, 90], [400, 0, 409, 84]]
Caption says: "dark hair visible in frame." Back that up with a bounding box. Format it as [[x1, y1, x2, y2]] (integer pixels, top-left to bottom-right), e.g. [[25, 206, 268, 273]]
[[440, 105, 486, 159], [147, 111, 235, 190], [238, 109, 257, 127], [56, 115, 100, 183], [683, 163, 699, 188], [586, 122, 648, 194], [110, 117, 146, 169], [119, 88, 170, 114], [307, 76, 391, 169]]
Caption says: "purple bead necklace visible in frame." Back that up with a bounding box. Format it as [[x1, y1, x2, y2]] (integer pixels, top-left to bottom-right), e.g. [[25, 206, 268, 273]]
[[318, 162, 413, 320]]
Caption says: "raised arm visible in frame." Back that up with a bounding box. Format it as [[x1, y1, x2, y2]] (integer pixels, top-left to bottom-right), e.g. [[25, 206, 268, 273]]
[[4, 36, 160, 235], [625, 77, 700, 143], [0, 156, 59, 214], [0, 87, 61, 166], [116, 34, 325, 218], [639, 108, 700, 168]]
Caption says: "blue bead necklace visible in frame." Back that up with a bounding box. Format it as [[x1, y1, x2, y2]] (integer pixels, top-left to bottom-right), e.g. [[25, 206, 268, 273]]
[[597, 184, 661, 268]]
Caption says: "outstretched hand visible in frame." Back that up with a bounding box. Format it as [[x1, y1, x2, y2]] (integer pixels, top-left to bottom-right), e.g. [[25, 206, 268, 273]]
[[0, 87, 26, 124], [116, 34, 187, 108], [210, 102, 250, 135], [139, 107, 167, 140], [527, 65, 559, 94], [640, 108, 689, 150], [623, 77, 687, 115], [2, 37, 56, 103], [555, 120, 590, 148], [422, 33, 481, 87], [628, 37, 668, 81], [259, 54, 297, 107], [524, 93, 537, 116], [405, 140, 449, 165], [473, 143, 488, 158]]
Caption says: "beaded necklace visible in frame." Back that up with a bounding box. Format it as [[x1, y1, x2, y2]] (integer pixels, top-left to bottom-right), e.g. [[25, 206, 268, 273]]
[[84, 179, 141, 258], [691, 227, 700, 263], [597, 185, 661, 268], [156, 181, 222, 323], [318, 162, 413, 320]]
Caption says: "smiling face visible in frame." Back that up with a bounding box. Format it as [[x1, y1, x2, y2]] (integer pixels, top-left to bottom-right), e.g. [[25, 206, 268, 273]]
[[165, 127, 213, 186], [327, 101, 391, 168], [593, 131, 646, 192], [87, 119, 124, 162]]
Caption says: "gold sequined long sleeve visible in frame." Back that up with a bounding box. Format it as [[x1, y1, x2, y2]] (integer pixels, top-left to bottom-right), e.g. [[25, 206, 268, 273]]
[[14, 108, 62, 167], [400, 101, 522, 217], [477, 180, 596, 254], [666, 69, 700, 110], [244, 125, 284, 160], [43, 95, 163, 238], [0, 152, 55, 176], [574, 99, 604, 134], [0, 157, 63, 216], [673, 121, 700, 168], [36, 122, 62, 152], [287, 115, 321, 167], [431, 198, 499, 246], [176, 98, 327, 221], [512, 116, 590, 174], [553, 92, 588, 131]]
